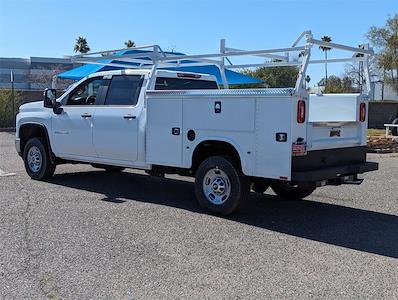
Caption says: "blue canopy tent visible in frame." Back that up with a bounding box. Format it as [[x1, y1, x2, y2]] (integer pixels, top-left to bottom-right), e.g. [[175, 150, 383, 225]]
[[57, 49, 263, 86]]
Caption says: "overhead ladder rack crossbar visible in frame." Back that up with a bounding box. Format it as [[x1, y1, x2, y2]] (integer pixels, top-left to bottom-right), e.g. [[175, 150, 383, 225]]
[[67, 30, 374, 93]]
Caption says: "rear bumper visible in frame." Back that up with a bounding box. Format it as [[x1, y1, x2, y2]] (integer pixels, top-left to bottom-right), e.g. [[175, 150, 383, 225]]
[[291, 146, 378, 182], [291, 161, 379, 181]]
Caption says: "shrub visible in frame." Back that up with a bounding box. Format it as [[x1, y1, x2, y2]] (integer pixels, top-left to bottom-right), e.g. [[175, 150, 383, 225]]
[[0, 89, 22, 127]]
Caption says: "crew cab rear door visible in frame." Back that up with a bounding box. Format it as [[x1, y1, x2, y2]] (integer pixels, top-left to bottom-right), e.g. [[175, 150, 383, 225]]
[[92, 74, 145, 162]]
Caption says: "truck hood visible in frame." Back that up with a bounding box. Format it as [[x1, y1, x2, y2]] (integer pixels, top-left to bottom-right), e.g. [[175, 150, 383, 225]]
[[19, 100, 44, 112]]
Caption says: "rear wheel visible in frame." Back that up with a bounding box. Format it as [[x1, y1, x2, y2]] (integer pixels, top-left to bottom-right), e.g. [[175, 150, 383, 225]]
[[23, 137, 56, 180], [251, 182, 269, 194], [194, 156, 249, 215], [271, 182, 314, 200]]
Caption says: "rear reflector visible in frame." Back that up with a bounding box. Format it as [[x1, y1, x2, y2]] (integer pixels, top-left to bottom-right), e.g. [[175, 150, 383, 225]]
[[297, 100, 306, 123], [177, 73, 201, 79], [292, 142, 307, 156], [359, 102, 366, 122]]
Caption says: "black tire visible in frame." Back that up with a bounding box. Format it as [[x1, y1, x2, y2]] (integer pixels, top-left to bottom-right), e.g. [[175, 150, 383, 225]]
[[271, 182, 314, 200], [194, 156, 249, 215], [23, 137, 56, 180], [392, 118, 398, 136], [251, 182, 269, 194]]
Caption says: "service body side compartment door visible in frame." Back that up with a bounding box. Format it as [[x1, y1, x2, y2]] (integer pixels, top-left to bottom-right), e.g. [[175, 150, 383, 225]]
[[253, 96, 293, 180], [146, 95, 183, 167]]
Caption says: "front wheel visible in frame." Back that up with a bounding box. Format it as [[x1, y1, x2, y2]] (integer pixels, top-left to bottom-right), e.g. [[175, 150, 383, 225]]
[[23, 137, 56, 180], [194, 156, 249, 215], [271, 182, 315, 200]]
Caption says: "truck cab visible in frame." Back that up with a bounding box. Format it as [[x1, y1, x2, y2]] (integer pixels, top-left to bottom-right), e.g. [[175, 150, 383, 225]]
[[16, 69, 218, 170]]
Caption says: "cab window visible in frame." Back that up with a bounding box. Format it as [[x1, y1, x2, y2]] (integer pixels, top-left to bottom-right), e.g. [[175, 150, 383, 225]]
[[67, 77, 104, 105], [104, 75, 144, 106]]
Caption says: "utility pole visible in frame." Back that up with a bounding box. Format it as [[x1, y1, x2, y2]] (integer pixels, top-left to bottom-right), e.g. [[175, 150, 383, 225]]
[[10, 71, 15, 126]]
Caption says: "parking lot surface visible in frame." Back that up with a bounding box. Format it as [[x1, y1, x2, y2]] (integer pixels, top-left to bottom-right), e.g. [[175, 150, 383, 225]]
[[1, 132, 398, 299]]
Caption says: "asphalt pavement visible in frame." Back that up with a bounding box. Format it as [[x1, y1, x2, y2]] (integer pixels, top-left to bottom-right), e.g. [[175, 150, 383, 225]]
[[1, 132, 398, 299]]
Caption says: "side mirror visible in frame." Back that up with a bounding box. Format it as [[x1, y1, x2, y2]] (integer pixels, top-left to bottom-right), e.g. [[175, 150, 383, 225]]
[[43, 88, 57, 108], [43, 88, 63, 114]]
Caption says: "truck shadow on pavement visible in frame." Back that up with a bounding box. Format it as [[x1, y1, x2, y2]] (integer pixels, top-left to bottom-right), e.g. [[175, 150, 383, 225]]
[[48, 170, 398, 259]]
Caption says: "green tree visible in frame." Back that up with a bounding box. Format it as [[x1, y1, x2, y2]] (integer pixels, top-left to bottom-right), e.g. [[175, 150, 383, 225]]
[[241, 66, 299, 88], [319, 35, 332, 85], [367, 14, 398, 93], [74, 36, 90, 54], [324, 75, 357, 93], [124, 40, 136, 48]]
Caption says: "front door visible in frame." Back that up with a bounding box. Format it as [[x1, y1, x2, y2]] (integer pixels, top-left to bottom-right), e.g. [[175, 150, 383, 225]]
[[92, 75, 144, 162], [52, 76, 105, 159]]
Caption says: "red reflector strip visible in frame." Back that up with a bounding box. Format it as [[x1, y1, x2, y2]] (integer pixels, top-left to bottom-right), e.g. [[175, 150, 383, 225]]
[[359, 102, 366, 122], [177, 73, 201, 79], [292, 142, 307, 156], [297, 100, 306, 123]]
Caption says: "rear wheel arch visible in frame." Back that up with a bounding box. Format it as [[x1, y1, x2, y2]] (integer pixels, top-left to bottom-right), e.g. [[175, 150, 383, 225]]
[[191, 140, 244, 173]]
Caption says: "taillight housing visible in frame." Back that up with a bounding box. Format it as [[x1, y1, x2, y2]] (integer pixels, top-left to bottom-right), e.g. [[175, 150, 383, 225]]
[[359, 102, 366, 122], [297, 100, 306, 123]]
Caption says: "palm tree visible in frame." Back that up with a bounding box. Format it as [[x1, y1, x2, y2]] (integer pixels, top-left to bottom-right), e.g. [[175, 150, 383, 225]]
[[74, 36, 90, 54], [319, 36, 332, 85], [124, 40, 135, 48], [305, 75, 311, 89]]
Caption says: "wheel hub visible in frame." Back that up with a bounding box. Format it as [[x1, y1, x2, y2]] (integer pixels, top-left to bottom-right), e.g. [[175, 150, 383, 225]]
[[211, 177, 226, 195], [27, 146, 42, 173], [202, 168, 231, 205]]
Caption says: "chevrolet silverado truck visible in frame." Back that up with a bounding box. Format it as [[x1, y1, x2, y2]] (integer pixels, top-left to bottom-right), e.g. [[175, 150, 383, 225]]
[[15, 35, 379, 215]]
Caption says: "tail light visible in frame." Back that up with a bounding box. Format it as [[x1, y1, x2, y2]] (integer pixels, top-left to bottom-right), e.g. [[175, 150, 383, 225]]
[[297, 100, 306, 123], [359, 102, 366, 122]]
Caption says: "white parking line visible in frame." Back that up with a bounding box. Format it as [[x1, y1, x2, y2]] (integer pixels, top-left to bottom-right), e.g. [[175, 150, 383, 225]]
[[0, 168, 16, 177]]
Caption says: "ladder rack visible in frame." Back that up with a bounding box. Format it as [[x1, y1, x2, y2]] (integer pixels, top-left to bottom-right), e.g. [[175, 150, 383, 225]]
[[66, 30, 373, 94]]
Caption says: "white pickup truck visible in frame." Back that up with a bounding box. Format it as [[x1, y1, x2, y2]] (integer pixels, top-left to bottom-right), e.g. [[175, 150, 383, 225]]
[[15, 34, 378, 215]]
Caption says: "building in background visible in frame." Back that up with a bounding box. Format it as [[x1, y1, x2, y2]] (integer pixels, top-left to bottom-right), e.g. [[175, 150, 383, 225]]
[[0, 57, 77, 90]]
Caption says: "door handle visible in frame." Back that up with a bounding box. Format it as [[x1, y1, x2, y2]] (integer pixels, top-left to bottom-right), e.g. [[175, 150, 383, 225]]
[[81, 113, 92, 118], [123, 115, 136, 120]]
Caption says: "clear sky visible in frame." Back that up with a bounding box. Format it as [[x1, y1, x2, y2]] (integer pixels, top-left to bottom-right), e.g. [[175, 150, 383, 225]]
[[0, 0, 397, 85]]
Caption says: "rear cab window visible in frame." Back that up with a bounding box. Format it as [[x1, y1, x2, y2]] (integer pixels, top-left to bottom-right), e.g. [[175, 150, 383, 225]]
[[155, 77, 218, 90]]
